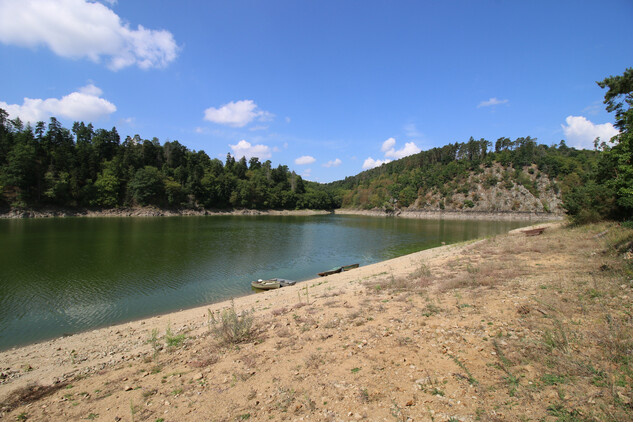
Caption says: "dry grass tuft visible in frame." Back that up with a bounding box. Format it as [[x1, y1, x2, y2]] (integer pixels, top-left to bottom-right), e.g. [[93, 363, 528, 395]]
[[189, 354, 219, 368], [271, 307, 289, 316], [0, 382, 68, 413]]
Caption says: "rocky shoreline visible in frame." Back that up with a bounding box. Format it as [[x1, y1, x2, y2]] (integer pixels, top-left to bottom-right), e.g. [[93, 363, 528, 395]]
[[335, 208, 563, 221], [0, 207, 332, 219], [0, 206, 563, 221]]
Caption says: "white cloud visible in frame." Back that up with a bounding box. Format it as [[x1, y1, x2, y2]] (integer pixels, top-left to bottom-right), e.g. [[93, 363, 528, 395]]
[[561, 115, 619, 149], [204, 100, 273, 128], [478, 97, 509, 108], [323, 158, 342, 168], [362, 157, 391, 170], [295, 155, 316, 165], [0, 0, 178, 71], [381, 137, 396, 153], [229, 140, 272, 160], [0, 84, 116, 123], [381, 138, 421, 159]]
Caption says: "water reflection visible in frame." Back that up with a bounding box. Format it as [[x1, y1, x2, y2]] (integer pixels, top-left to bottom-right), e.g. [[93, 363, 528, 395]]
[[0, 215, 529, 349]]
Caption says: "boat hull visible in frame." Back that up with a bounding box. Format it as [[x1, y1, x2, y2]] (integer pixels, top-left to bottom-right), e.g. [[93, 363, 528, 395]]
[[251, 280, 281, 290]]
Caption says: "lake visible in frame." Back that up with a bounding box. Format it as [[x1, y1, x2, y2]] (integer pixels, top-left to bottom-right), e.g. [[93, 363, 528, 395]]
[[0, 214, 529, 350]]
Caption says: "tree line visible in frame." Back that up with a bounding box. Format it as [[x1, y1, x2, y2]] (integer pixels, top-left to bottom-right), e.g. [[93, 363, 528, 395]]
[[1, 68, 631, 223], [0, 114, 339, 210]]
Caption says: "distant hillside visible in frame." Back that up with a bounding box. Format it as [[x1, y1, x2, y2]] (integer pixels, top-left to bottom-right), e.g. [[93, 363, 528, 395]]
[[327, 137, 598, 215]]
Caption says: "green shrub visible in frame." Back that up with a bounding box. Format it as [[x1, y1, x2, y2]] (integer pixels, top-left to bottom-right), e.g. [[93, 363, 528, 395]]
[[208, 300, 255, 345]]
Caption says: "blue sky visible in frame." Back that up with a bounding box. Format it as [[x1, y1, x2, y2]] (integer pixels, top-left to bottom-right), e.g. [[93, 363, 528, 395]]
[[0, 0, 631, 182]]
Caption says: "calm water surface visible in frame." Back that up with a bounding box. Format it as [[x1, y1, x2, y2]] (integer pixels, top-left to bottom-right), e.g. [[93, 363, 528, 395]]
[[0, 215, 529, 350]]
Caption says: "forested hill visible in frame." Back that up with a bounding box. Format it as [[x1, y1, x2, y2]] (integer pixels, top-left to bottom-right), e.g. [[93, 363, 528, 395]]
[[0, 110, 338, 211], [328, 68, 633, 224], [326, 137, 599, 215], [1, 68, 631, 222], [0, 112, 612, 218]]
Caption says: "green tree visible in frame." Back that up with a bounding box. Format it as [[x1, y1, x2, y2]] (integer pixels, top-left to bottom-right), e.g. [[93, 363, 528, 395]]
[[93, 166, 120, 207], [129, 166, 165, 206], [2, 141, 37, 203], [596, 68, 633, 215]]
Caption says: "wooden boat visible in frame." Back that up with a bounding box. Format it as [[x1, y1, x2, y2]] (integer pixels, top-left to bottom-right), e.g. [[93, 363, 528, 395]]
[[318, 264, 359, 277], [251, 279, 281, 290], [318, 267, 343, 277], [522, 227, 546, 236], [271, 278, 296, 287]]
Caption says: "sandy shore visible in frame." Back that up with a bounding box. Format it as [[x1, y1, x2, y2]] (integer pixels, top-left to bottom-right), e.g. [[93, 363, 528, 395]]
[[335, 208, 562, 221], [2, 220, 632, 421], [0, 229, 478, 398]]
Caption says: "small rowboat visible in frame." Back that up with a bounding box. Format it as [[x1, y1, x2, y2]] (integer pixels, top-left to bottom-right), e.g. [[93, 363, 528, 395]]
[[251, 278, 296, 290], [251, 279, 281, 290], [341, 263, 359, 271], [318, 263, 359, 277], [272, 278, 296, 287], [318, 267, 342, 277]]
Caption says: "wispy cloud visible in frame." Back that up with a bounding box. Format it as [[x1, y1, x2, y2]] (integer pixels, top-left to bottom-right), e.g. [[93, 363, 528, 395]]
[[561, 115, 619, 149], [403, 123, 423, 139], [0, 84, 116, 123], [477, 97, 509, 108], [0, 0, 179, 70], [323, 158, 342, 168], [204, 100, 273, 128]]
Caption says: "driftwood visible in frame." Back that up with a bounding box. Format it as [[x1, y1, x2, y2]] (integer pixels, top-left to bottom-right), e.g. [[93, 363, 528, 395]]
[[522, 227, 546, 236], [593, 230, 609, 239]]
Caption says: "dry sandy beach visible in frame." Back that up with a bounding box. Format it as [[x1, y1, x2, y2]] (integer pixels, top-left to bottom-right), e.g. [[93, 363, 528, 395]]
[[2, 220, 632, 421]]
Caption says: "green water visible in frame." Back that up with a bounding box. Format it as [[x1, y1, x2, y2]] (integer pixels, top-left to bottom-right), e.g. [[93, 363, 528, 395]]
[[0, 215, 529, 350]]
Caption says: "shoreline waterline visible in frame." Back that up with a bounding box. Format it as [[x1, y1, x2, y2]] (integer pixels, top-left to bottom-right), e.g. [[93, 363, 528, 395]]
[[0, 221, 558, 403], [0, 206, 563, 221], [0, 215, 534, 352]]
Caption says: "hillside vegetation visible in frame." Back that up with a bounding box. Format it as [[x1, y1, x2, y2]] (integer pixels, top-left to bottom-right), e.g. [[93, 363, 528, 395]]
[[328, 137, 596, 215], [1, 68, 632, 223], [0, 115, 337, 211]]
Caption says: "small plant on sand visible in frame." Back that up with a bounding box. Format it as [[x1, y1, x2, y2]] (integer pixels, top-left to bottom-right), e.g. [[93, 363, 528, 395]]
[[449, 353, 478, 386], [209, 299, 255, 345], [165, 324, 186, 348], [130, 400, 138, 422], [147, 328, 161, 357]]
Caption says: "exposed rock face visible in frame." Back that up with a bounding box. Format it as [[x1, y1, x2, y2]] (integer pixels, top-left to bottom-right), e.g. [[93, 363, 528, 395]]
[[411, 164, 562, 214], [340, 164, 564, 220]]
